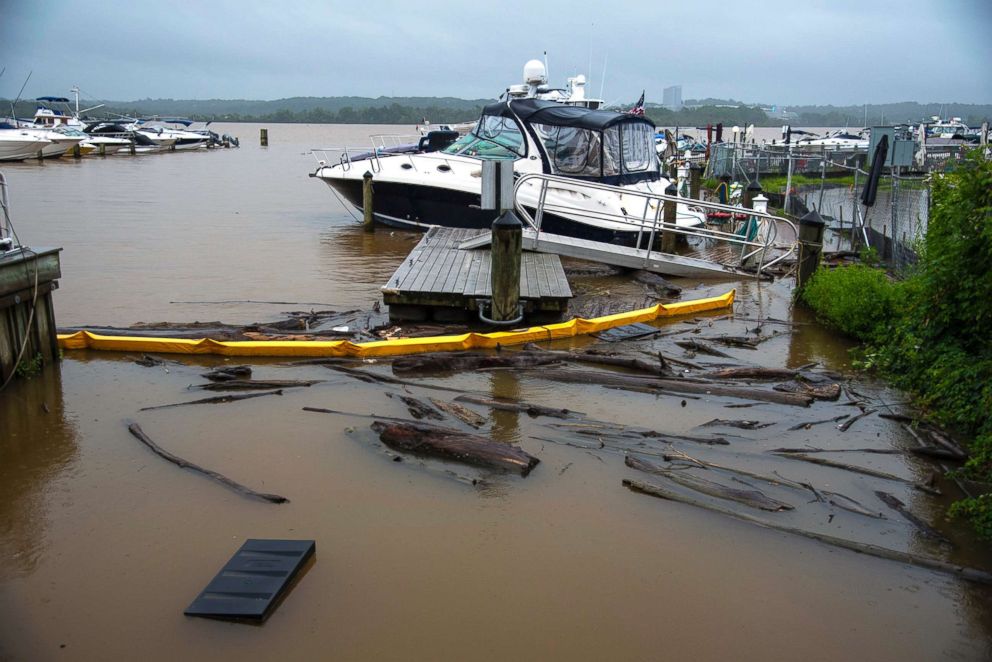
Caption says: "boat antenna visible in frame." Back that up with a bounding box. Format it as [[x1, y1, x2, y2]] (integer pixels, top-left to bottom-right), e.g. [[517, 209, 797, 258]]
[[599, 54, 608, 100], [544, 51, 549, 84]]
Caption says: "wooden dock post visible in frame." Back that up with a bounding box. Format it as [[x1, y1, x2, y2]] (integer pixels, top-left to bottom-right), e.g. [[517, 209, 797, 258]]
[[796, 210, 826, 293], [0, 248, 63, 384], [260, 128, 268, 146], [661, 182, 678, 253], [129, 140, 136, 156], [490, 211, 522, 322], [743, 180, 762, 210], [689, 164, 702, 200], [98, 143, 106, 157], [362, 171, 375, 232], [72, 143, 81, 158]]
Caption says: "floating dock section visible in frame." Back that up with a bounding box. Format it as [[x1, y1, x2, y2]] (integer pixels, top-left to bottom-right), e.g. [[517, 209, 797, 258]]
[[0, 247, 62, 382], [382, 227, 571, 322]]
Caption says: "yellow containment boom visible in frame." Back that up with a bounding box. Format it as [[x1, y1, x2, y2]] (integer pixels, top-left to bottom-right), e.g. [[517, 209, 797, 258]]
[[58, 290, 734, 358]]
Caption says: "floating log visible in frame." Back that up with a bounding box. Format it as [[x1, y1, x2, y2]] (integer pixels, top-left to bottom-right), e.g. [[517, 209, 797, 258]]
[[370, 420, 539, 476], [139, 389, 284, 411], [391, 351, 560, 374], [429, 398, 487, 428], [773, 380, 842, 401], [625, 456, 793, 512], [202, 365, 253, 381], [701, 335, 761, 350], [529, 368, 813, 407], [454, 394, 578, 419], [387, 393, 444, 420], [926, 429, 968, 460], [787, 415, 850, 430], [771, 452, 941, 495], [196, 379, 321, 391], [698, 418, 773, 430], [770, 447, 901, 455], [675, 339, 732, 358], [328, 365, 467, 394], [126, 421, 288, 503], [875, 491, 953, 545], [838, 408, 877, 431], [632, 270, 682, 296], [622, 479, 992, 586], [822, 491, 886, 519], [705, 367, 798, 380], [521, 345, 674, 376]]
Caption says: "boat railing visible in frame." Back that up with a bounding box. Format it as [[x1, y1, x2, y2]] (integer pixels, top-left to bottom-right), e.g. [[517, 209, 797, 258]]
[[310, 145, 384, 173], [513, 173, 798, 276]]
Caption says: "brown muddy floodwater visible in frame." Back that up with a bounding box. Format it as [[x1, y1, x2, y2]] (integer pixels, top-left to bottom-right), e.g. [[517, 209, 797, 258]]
[[1, 124, 990, 661]]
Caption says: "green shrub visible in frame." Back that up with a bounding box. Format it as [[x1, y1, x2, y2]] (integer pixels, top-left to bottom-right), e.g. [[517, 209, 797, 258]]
[[800, 264, 902, 341]]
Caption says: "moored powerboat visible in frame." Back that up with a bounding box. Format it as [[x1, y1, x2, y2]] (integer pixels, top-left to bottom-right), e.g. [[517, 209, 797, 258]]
[[312, 62, 704, 245], [0, 123, 53, 161]]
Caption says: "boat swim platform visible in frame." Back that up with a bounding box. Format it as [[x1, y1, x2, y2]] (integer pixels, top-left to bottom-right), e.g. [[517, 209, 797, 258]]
[[458, 228, 755, 279], [382, 227, 572, 322]]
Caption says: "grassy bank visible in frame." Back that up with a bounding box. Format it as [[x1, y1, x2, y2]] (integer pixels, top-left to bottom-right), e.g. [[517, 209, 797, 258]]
[[800, 150, 992, 538]]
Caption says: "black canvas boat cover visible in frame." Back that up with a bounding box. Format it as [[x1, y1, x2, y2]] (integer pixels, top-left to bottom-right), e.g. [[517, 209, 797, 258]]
[[483, 98, 655, 132]]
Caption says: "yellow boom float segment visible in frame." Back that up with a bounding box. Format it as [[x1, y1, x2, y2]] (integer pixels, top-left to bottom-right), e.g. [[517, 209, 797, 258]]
[[58, 290, 734, 358]]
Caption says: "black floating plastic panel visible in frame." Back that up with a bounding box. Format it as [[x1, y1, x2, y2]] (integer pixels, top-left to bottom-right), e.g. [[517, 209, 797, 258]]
[[185, 539, 315, 622], [595, 322, 661, 342]]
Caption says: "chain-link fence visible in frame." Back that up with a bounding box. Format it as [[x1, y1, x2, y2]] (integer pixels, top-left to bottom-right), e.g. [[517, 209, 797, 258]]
[[705, 143, 867, 181]]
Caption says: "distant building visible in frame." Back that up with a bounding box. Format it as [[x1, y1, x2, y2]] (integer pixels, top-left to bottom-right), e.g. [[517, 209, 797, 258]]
[[662, 85, 683, 111]]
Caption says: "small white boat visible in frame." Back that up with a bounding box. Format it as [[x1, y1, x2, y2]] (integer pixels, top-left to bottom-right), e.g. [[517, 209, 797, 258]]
[[0, 122, 53, 161]]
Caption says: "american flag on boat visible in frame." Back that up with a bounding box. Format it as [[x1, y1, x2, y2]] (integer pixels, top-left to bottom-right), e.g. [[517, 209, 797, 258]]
[[628, 91, 645, 116]]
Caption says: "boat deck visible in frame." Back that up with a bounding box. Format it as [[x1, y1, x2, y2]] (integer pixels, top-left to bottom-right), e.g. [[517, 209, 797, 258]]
[[381, 227, 572, 322]]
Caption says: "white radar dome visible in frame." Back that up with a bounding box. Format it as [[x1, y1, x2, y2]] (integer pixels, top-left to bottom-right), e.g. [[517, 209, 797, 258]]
[[523, 60, 547, 85]]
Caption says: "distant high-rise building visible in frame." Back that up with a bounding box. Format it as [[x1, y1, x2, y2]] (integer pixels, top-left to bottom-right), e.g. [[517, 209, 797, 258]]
[[663, 85, 683, 111]]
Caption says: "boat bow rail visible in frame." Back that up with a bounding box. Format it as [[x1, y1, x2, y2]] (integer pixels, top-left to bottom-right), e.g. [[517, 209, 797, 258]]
[[479, 173, 798, 279], [310, 133, 435, 174]]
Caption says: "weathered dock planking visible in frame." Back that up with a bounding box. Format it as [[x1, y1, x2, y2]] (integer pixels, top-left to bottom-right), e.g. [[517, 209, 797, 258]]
[[381, 227, 571, 322]]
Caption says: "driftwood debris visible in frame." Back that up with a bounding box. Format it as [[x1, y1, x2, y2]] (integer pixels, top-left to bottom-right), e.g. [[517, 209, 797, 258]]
[[387, 393, 444, 420], [455, 394, 578, 419], [429, 398, 487, 428], [202, 365, 253, 381], [705, 367, 798, 380], [125, 421, 288, 503], [875, 491, 953, 545], [529, 368, 813, 407], [196, 379, 321, 391], [632, 270, 682, 296], [699, 418, 773, 430], [327, 365, 466, 394], [521, 345, 673, 377], [370, 420, 539, 476], [787, 415, 850, 431], [625, 456, 793, 512], [773, 380, 842, 401], [391, 351, 560, 374], [139, 389, 284, 411], [622, 479, 992, 586], [838, 408, 877, 432], [675, 339, 732, 358], [771, 452, 941, 495]]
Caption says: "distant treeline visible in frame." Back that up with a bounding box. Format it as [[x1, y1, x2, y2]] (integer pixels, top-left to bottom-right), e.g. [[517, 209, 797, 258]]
[[3, 95, 989, 127]]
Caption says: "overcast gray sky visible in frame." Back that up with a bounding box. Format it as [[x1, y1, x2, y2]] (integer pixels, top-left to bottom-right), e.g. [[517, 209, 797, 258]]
[[2, 0, 990, 105]]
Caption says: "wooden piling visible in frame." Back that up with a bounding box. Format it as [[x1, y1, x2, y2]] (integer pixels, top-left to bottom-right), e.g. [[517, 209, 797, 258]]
[[129, 140, 136, 156], [98, 143, 106, 157], [489, 211, 522, 322], [796, 210, 826, 293], [689, 164, 702, 200], [0, 248, 62, 384], [362, 171, 375, 232], [72, 143, 81, 158], [260, 128, 269, 146], [661, 183, 678, 253]]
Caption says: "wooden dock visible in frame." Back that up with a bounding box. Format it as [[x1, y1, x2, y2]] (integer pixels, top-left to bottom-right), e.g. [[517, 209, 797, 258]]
[[0, 247, 62, 383], [382, 227, 571, 322]]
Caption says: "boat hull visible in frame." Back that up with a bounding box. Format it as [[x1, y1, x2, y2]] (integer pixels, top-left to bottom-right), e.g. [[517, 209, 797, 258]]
[[322, 177, 650, 247]]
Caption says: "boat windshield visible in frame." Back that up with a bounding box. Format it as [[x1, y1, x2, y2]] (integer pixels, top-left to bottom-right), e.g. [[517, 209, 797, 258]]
[[532, 120, 655, 178], [442, 115, 524, 160]]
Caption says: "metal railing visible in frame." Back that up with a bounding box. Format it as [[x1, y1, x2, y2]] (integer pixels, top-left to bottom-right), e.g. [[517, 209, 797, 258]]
[[512, 173, 798, 276], [311, 133, 458, 175]]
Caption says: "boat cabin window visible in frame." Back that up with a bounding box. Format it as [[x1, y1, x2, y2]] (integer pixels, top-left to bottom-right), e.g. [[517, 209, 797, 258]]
[[531, 123, 601, 177], [442, 115, 525, 160], [621, 123, 654, 173]]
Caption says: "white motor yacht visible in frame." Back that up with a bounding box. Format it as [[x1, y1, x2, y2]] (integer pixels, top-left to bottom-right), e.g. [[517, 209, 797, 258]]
[[312, 62, 703, 246], [132, 119, 209, 150], [792, 129, 869, 150], [0, 122, 53, 161]]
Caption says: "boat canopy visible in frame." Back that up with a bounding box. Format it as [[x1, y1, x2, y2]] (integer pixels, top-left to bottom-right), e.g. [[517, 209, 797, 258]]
[[36, 96, 70, 103], [483, 98, 660, 185], [139, 117, 194, 126]]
